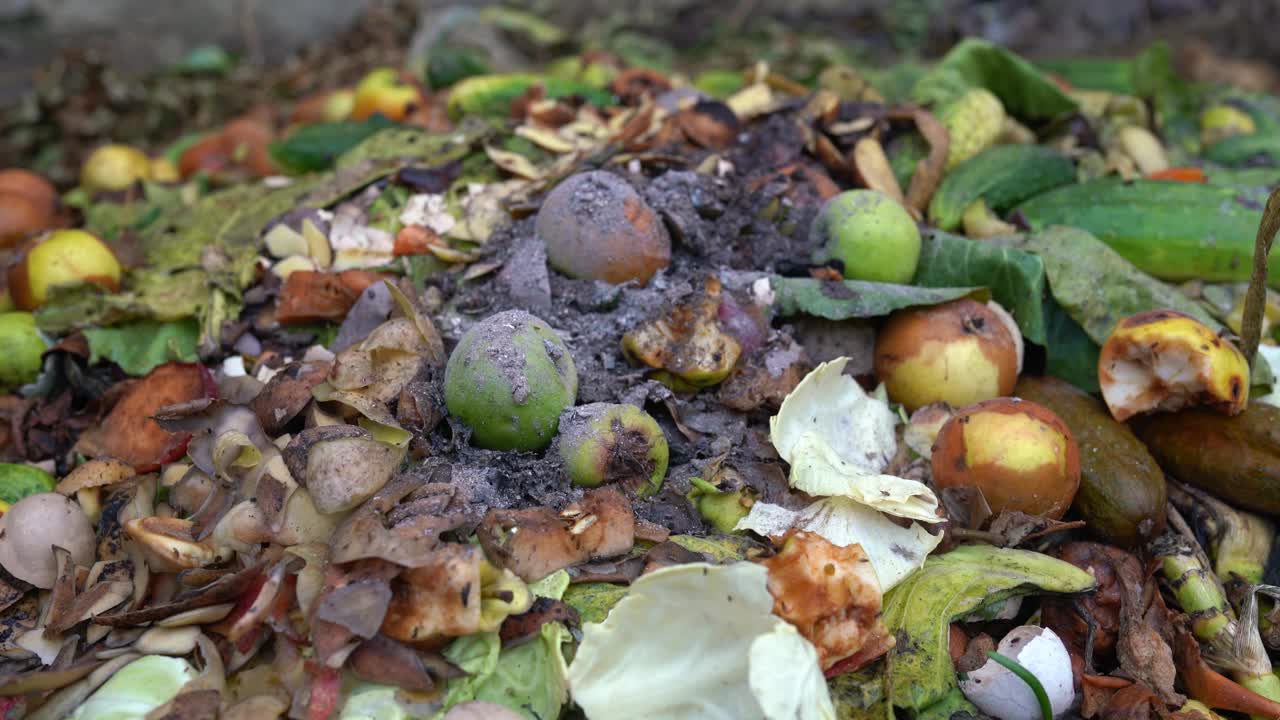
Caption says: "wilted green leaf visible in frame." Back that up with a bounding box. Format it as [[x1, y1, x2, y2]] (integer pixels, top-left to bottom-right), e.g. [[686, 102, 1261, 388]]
[[667, 534, 757, 563], [770, 277, 982, 321], [562, 582, 629, 625], [829, 665, 891, 720], [269, 117, 397, 174], [1014, 226, 1223, 343], [880, 545, 1095, 715], [913, 231, 1048, 345], [1034, 57, 1134, 94], [912, 39, 1077, 119], [83, 319, 200, 376], [336, 119, 491, 170], [1042, 299, 1101, 393]]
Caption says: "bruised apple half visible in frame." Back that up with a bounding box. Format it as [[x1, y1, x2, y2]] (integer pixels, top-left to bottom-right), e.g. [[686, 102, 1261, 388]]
[[931, 398, 1081, 519], [1098, 309, 1248, 422], [874, 298, 1021, 413]]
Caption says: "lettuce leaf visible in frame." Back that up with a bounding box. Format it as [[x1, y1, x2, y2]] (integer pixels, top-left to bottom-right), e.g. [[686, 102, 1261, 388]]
[[566, 562, 835, 720], [83, 319, 200, 376]]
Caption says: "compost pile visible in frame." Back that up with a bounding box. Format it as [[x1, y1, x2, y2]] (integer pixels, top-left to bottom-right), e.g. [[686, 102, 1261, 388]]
[[1, 12, 1280, 720]]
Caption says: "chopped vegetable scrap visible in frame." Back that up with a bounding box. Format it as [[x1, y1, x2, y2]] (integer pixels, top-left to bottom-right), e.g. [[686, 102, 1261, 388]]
[[1, 8, 1280, 720]]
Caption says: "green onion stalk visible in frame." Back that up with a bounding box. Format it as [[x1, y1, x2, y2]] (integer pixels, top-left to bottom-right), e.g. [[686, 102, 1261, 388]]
[[1155, 533, 1280, 716], [1169, 482, 1274, 588]]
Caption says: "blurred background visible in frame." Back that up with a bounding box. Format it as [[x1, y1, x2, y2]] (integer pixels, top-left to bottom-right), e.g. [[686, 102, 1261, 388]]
[[1, 0, 1277, 182]]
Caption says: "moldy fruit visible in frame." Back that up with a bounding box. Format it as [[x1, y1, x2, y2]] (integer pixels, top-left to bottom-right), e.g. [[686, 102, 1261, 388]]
[[444, 310, 578, 451], [554, 402, 669, 497], [536, 170, 671, 286]]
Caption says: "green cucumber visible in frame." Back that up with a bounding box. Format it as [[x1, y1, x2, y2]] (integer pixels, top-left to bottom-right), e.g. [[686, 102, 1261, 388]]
[[929, 145, 1076, 230], [1016, 178, 1277, 287], [1203, 133, 1280, 167]]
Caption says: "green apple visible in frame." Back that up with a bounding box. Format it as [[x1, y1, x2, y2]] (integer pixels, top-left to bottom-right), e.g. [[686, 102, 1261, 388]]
[[444, 310, 578, 451], [810, 189, 921, 284], [0, 312, 47, 390], [555, 403, 668, 497]]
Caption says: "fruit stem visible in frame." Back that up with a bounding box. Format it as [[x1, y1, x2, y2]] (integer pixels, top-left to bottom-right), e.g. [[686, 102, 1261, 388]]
[[984, 650, 1053, 720], [1241, 187, 1280, 365]]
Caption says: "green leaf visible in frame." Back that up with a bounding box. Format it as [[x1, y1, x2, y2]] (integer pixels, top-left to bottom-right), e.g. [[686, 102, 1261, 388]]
[[880, 545, 1095, 714], [828, 664, 892, 720], [1042, 299, 1101, 393], [1034, 57, 1135, 94], [83, 319, 200, 376], [439, 623, 571, 720], [667, 534, 757, 563], [1013, 226, 1223, 344], [1129, 41, 1189, 108], [269, 117, 398, 175], [562, 582, 629, 625], [913, 230, 1048, 345], [770, 277, 983, 321], [911, 39, 1077, 119], [336, 119, 491, 170]]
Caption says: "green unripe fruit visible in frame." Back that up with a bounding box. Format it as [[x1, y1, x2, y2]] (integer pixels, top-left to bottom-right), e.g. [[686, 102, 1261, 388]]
[[810, 190, 922, 284], [0, 312, 46, 390], [444, 310, 578, 451], [1200, 104, 1256, 147], [688, 477, 755, 533], [554, 402, 669, 497], [0, 463, 56, 509]]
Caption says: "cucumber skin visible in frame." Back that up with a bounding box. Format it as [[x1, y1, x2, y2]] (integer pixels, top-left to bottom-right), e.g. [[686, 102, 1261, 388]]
[[929, 145, 1076, 231], [1016, 178, 1280, 287], [1014, 376, 1167, 547]]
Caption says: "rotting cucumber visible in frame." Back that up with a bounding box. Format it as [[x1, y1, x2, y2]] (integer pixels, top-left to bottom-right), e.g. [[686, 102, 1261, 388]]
[[1014, 376, 1167, 546], [1132, 403, 1280, 517]]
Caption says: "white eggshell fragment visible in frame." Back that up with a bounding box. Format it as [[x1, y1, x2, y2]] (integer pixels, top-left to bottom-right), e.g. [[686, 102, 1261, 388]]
[[959, 625, 1075, 720]]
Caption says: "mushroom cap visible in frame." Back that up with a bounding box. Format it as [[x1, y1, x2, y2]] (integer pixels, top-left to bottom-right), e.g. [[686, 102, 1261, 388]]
[[0, 492, 95, 588]]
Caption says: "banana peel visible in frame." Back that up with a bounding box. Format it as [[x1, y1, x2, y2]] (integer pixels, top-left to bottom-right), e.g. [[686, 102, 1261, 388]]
[[879, 545, 1096, 716]]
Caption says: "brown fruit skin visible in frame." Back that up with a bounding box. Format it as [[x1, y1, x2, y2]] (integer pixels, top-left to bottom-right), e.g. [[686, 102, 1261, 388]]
[[178, 115, 276, 180], [874, 298, 1019, 412], [1014, 376, 1167, 546], [177, 133, 231, 179], [1131, 403, 1280, 516], [535, 171, 671, 285], [0, 170, 56, 217], [931, 397, 1082, 519], [0, 194, 52, 248]]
